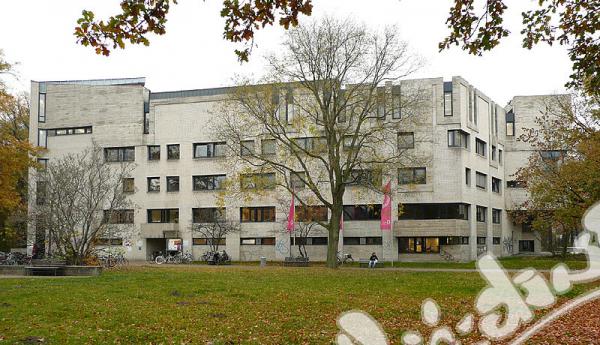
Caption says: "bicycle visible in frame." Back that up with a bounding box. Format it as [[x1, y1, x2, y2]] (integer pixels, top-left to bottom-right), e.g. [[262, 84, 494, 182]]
[[336, 252, 354, 266], [155, 251, 183, 264]]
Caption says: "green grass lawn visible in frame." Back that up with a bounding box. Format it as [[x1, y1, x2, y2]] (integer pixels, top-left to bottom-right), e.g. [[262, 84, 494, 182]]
[[0, 257, 595, 344]]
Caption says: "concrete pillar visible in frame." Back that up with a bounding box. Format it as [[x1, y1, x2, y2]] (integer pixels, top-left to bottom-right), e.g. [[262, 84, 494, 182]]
[[227, 232, 241, 261], [470, 204, 477, 260], [382, 227, 395, 262], [274, 231, 291, 260]]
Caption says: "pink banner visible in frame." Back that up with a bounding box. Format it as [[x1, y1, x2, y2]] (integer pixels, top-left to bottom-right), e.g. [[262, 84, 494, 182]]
[[287, 197, 295, 233], [380, 181, 392, 231]]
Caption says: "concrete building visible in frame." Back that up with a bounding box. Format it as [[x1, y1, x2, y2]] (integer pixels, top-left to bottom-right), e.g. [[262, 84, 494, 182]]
[[27, 76, 556, 262]]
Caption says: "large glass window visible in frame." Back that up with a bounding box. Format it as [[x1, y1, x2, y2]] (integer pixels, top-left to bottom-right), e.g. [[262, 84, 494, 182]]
[[476, 206, 487, 222], [193, 142, 226, 158], [166, 176, 179, 192], [476, 172, 487, 189], [240, 173, 276, 190], [465, 168, 471, 186], [398, 167, 426, 185], [122, 178, 135, 193], [492, 177, 501, 193], [240, 237, 276, 245], [193, 175, 226, 191], [290, 172, 306, 189], [103, 209, 134, 224], [241, 140, 255, 156], [506, 110, 515, 136], [261, 139, 276, 155], [398, 203, 469, 220], [46, 126, 92, 136], [147, 209, 179, 223], [448, 130, 469, 148], [192, 207, 225, 223], [295, 206, 328, 222], [475, 138, 487, 156], [293, 137, 327, 153], [398, 132, 415, 149], [346, 169, 381, 186], [444, 92, 452, 116], [167, 144, 180, 160], [492, 209, 501, 224], [38, 92, 46, 122], [343, 204, 382, 221], [38, 129, 47, 148], [147, 177, 160, 192], [148, 145, 160, 160], [104, 147, 135, 162], [398, 237, 440, 253], [240, 207, 276, 222]]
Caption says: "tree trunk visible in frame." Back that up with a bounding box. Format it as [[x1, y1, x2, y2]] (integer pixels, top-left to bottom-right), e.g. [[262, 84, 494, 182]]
[[561, 232, 569, 258], [327, 206, 342, 268]]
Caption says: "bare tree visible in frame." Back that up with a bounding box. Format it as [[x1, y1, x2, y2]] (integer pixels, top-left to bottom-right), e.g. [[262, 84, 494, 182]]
[[32, 146, 136, 265], [191, 208, 240, 253], [215, 17, 427, 267]]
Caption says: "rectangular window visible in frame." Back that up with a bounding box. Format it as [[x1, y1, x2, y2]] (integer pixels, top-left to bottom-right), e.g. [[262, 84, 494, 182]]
[[166, 176, 179, 192], [476, 206, 487, 222], [492, 209, 501, 224], [36, 181, 47, 205], [398, 132, 415, 149], [96, 238, 124, 246], [491, 145, 497, 161], [148, 145, 160, 160], [46, 126, 93, 136], [492, 177, 501, 193], [193, 175, 226, 191], [240, 207, 276, 223], [475, 138, 486, 157], [444, 91, 452, 116], [366, 237, 383, 245], [37, 158, 48, 171], [461, 237, 469, 245], [295, 206, 328, 222], [261, 139, 276, 155], [38, 92, 46, 122], [343, 204, 382, 221], [147, 209, 179, 223], [519, 240, 535, 252], [346, 169, 382, 186], [498, 149, 503, 164], [398, 237, 440, 253], [103, 209, 134, 224], [477, 237, 486, 245], [474, 93, 478, 125], [507, 180, 526, 188], [241, 140, 255, 156], [104, 147, 135, 162], [290, 171, 306, 189], [38, 129, 47, 148], [147, 177, 160, 192], [448, 130, 469, 148], [493, 237, 501, 245], [167, 144, 180, 160], [392, 87, 401, 119], [240, 237, 276, 245], [465, 168, 471, 186], [293, 137, 327, 153], [193, 238, 226, 246], [476, 172, 487, 189], [376, 91, 386, 118], [343, 237, 361, 245], [192, 207, 225, 223], [398, 203, 469, 220], [193, 142, 226, 158], [122, 178, 135, 193], [506, 110, 515, 136], [398, 167, 426, 185], [240, 173, 276, 190]]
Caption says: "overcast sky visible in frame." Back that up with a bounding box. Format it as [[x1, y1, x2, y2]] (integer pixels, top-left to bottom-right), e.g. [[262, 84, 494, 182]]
[[0, 0, 572, 105]]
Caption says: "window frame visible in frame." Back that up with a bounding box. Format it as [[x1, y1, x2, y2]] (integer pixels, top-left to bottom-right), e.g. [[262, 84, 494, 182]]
[[397, 132, 415, 149], [167, 144, 180, 160], [166, 176, 180, 192], [398, 167, 427, 185], [192, 175, 226, 191], [147, 145, 161, 161], [147, 176, 160, 192], [240, 206, 276, 223], [193, 142, 227, 159]]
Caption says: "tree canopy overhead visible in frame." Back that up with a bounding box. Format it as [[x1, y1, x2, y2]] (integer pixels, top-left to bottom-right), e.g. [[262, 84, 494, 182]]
[[75, 0, 313, 62]]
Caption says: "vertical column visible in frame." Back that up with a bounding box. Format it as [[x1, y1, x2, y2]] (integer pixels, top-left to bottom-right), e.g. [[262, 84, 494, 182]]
[[274, 230, 291, 261], [470, 204, 477, 260], [382, 201, 397, 261]]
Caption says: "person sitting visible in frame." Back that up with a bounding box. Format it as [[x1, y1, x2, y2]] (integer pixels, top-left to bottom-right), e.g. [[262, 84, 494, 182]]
[[368, 252, 379, 268]]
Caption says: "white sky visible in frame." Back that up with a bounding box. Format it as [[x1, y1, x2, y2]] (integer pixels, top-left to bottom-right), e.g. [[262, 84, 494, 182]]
[[0, 0, 572, 105]]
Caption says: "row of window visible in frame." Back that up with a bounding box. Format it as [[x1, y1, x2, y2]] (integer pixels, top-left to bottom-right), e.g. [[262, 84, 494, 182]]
[[448, 130, 503, 164], [398, 236, 502, 254], [465, 169, 502, 194], [103, 204, 503, 224], [37, 126, 93, 148]]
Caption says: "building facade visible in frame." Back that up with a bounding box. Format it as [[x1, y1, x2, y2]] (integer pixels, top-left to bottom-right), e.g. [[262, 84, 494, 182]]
[[28, 76, 555, 262]]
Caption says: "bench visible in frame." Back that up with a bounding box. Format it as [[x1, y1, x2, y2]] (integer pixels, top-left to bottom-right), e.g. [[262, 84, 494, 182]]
[[25, 259, 67, 276], [283, 257, 309, 267], [358, 259, 384, 268], [207, 259, 231, 265]]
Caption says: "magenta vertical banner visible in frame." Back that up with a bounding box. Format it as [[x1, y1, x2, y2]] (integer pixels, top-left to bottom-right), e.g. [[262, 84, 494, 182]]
[[380, 181, 392, 231], [287, 197, 295, 233]]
